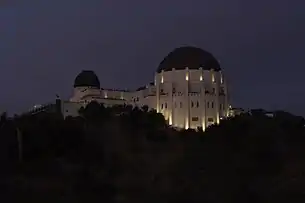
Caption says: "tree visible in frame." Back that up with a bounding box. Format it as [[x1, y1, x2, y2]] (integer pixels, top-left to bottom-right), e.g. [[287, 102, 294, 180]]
[[0, 112, 7, 125], [1, 106, 305, 202], [79, 101, 106, 122]]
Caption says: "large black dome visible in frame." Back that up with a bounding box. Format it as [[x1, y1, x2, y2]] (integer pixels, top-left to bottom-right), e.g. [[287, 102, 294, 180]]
[[157, 46, 221, 73], [74, 70, 100, 88]]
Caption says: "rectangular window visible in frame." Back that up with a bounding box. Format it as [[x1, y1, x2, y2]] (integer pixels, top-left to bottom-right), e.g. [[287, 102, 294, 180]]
[[207, 102, 210, 108], [220, 87, 225, 95], [208, 118, 214, 122], [211, 102, 214, 108], [180, 102, 182, 108], [192, 117, 199, 121]]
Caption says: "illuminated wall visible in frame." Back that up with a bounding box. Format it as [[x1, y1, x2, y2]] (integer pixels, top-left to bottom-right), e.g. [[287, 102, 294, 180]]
[[155, 67, 229, 130], [67, 67, 229, 130]]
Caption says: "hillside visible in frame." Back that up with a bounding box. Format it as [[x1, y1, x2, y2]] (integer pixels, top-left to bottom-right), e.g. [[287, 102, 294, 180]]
[[0, 102, 305, 202]]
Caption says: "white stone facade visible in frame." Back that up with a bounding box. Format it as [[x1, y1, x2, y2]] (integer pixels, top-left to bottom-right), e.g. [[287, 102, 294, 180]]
[[62, 47, 230, 130], [155, 68, 229, 130]]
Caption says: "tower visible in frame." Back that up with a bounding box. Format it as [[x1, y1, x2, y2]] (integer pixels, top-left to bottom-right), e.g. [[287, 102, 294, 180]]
[[155, 46, 229, 130]]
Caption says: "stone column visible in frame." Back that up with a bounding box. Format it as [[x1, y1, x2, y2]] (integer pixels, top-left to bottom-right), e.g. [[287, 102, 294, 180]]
[[215, 71, 220, 124], [170, 68, 175, 126], [199, 68, 206, 131], [223, 73, 229, 117], [185, 68, 189, 129], [156, 73, 160, 113]]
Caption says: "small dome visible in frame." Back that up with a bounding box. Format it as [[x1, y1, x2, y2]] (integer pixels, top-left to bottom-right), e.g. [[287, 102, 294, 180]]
[[157, 46, 221, 73], [74, 70, 100, 88]]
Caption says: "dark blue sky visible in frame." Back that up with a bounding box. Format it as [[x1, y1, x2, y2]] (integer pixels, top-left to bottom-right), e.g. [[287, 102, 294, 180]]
[[1, 0, 305, 115]]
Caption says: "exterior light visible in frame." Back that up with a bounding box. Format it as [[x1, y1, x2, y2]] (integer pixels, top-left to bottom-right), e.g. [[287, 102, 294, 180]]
[[212, 73, 215, 83], [202, 119, 206, 131], [185, 117, 189, 129]]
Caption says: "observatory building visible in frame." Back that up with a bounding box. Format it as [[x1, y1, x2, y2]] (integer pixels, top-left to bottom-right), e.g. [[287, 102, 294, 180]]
[[32, 46, 230, 130]]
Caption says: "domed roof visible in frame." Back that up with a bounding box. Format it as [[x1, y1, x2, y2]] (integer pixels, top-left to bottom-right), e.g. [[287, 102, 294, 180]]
[[74, 70, 100, 88], [157, 46, 221, 73]]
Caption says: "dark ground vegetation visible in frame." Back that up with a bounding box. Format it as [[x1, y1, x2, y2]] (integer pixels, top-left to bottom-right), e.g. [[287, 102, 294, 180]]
[[1, 102, 305, 203]]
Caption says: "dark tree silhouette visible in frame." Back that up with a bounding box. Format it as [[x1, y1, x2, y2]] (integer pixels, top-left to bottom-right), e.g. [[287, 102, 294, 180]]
[[0, 105, 304, 203]]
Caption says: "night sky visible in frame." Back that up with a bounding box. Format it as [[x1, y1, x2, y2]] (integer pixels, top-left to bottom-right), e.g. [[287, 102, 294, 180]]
[[1, 1, 305, 115]]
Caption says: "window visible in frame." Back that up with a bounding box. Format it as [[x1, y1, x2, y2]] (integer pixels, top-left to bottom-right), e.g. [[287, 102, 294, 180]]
[[220, 87, 225, 95], [161, 104, 163, 109], [212, 88, 215, 94], [174, 102, 177, 108], [192, 117, 199, 121], [207, 102, 210, 108], [220, 104, 222, 110], [191, 101, 194, 108], [165, 103, 167, 109], [180, 102, 182, 108], [211, 102, 214, 108], [173, 87, 176, 93], [196, 101, 199, 108]]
